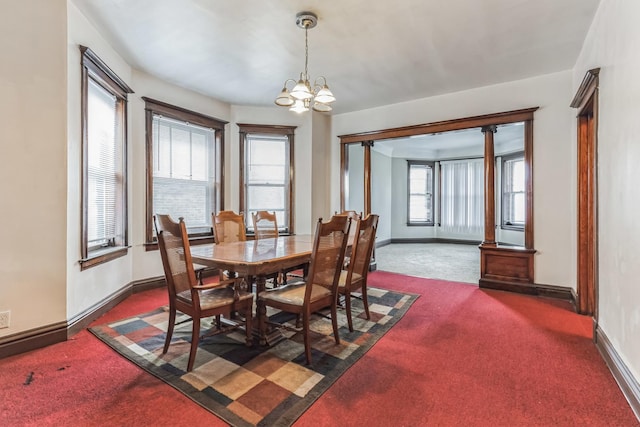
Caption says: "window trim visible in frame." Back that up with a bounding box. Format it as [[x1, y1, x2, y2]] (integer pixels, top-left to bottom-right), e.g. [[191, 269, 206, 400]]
[[79, 46, 134, 270], [143, 97, 228, 250], [407, 160, 435, 226], [238, 124, 296, 235], [500, 151, 525, 230]]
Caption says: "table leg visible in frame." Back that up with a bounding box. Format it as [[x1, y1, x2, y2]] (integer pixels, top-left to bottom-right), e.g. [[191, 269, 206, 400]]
[[255, 274, 286, 346]]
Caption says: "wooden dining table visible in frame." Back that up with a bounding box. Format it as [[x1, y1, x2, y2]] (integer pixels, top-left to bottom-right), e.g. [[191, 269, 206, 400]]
[[190, 235, 315, 345]]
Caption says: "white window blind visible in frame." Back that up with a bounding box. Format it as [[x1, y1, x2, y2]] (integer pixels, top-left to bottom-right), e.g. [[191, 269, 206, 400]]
[[440, 159, 484, 235], [87, 78, 124, 250], [408, 162, 434, 224], [152, 115, 216, 233], [245, 134, 289, 231]]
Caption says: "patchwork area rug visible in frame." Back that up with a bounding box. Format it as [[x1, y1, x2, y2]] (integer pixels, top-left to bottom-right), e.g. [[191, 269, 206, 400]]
[[89, 287, 418, 427]]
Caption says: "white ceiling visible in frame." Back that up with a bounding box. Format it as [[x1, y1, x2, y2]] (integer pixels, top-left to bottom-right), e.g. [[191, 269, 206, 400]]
[[71, 0, 600, 114]]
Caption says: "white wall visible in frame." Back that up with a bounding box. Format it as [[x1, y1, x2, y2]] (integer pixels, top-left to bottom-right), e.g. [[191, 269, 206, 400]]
[[0, 0, 68, 336], [573, 0, 640, 387], [332, 71, 575, 289], [66, 1, 136, 319], [370, 150, 392, 243], [311, 112, 333, 225], [129, 70, 232, 281]]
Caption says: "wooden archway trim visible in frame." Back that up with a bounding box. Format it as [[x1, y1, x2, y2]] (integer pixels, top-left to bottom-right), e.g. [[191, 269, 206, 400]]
[[571, 68, 600, 316], [338, 107, 538, 144]]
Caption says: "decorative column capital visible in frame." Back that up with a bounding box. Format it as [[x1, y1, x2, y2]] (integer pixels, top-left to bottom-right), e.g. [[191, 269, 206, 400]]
[[481, 125, 498, 134]]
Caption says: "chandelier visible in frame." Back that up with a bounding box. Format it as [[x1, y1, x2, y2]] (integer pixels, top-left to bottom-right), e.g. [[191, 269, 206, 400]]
[[274, 11, 336, 113]]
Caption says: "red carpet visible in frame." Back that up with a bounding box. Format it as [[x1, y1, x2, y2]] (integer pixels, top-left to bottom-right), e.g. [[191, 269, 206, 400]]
[[0, 271, 637, 426]]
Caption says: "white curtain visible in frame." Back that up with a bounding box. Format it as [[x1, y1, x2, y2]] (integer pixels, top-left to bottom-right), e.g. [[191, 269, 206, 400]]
[[440, 159, 484, 235]]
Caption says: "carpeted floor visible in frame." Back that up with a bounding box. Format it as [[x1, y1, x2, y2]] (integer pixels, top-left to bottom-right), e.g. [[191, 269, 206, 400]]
[[1, 271, 637, 426], [375, 243, 480, 283], [88, 287, 417, 427]]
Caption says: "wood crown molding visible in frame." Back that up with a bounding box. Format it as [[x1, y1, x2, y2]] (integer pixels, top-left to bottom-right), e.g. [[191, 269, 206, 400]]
[[570, 68, 600, 109]]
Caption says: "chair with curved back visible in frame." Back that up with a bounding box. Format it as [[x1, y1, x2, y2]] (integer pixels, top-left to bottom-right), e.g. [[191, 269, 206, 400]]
[[154, 214, 253, 372], [335, 213, 379, 332], [252, 210, 279, 240], [212, 210, 247, 244], [335, 210, 362, 265], [212, 210, 247, 281], [258, 215, 352, 365]]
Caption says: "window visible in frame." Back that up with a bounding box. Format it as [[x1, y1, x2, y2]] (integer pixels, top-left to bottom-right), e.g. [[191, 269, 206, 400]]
[[407, 161, 434, 225], [238, 124, 295, 234], [502, 153, 525, 229], [144, 98, 226, 246], [440, 159, 484, 234], [80, 46, 133, 270]]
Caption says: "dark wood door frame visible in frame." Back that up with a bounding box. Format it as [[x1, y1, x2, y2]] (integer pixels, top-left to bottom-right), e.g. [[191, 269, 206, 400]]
[[571, 68, 600, 317]]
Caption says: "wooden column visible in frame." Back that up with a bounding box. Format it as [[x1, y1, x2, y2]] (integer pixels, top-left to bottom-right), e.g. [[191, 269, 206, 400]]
[[482, 125, 497, 246], [362, 141, 374, 217]]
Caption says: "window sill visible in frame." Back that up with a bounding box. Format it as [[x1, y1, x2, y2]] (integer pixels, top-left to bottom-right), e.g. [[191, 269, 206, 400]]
[[79, 246, 129, 270], [501, 224, 525, 231], [406, 222, 434, 227], [144, 235, 214, 251]]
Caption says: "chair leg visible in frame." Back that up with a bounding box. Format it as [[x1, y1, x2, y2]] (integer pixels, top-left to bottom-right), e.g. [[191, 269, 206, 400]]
[[331, 301, 340, 344], [361, 284, 371, 320], [303, 312, 312, 365], [345, 290, 354, 332], [163, 305, 176, 354], [187, 316, 201, 372]]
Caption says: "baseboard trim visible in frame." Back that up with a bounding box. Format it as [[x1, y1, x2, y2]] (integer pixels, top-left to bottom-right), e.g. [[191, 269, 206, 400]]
[[0, 277, 166, 360], [595, 326, 640, 421], [0, 321, 67, 359], [390, 238, 482, 245], [480, 279, 575, 304], [375, 238, 391, 248]]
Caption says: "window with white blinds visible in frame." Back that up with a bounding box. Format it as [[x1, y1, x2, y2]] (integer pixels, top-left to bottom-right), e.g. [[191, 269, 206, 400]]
[[244, 134, 290, 232], [502, 154, 525, 229], [238, 124, 295, 234], [407, 161, 434, 225], [86, 79, 124, 249], [80, 46, 132, 269], [152, 115, 217, 233], [143, 97, 226, 246], [440, 159, 484, 235]]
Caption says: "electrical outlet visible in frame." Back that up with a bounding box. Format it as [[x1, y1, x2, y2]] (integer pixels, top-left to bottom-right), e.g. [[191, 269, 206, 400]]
[[0, 310, 10, 329]]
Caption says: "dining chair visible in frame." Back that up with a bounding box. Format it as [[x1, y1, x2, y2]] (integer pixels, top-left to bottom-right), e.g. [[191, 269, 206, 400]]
[[252, 210, 279, 240], [258, 215, 351, 365], [335, 210, 362, 266], [212, 210, 248, 281], [252, 210, 306, 286], [212, 210, 247, 244], [334, 213, 379, 332], [154, 214, 254, 372], [251, 211, 283, 287]]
